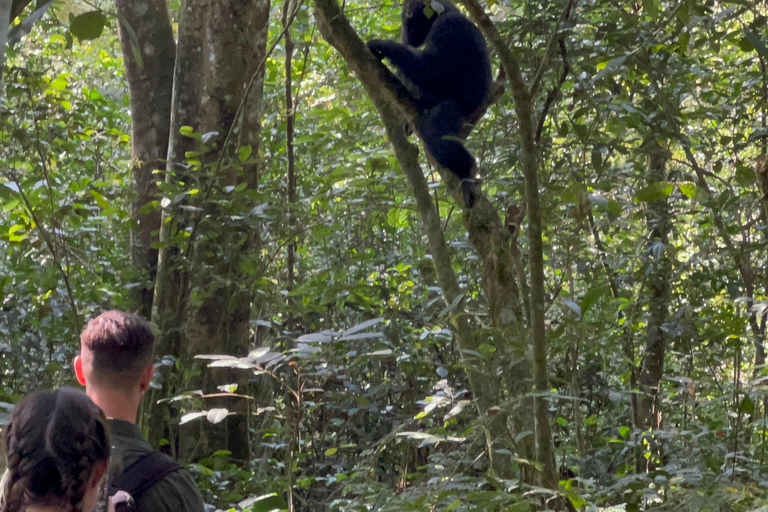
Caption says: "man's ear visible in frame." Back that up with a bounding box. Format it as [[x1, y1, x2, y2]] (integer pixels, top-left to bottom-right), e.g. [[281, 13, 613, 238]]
[[139, 364, 155, 392], [74, 355, 86, 386]]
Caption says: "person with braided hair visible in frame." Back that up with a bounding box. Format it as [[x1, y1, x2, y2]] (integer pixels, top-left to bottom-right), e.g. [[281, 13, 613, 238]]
[[0, 387, 114, 512]]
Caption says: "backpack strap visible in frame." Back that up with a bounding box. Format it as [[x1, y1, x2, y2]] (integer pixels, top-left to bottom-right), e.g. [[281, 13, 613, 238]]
[[109, 452, 183, 499]]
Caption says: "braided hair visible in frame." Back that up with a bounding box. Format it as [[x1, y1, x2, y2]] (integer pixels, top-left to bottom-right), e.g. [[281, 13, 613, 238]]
[[0, 387, 110, 512]]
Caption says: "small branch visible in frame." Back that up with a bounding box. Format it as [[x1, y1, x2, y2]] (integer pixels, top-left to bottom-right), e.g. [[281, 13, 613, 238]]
[[535, 39, 570, 143], [529, 0, 574, 97]]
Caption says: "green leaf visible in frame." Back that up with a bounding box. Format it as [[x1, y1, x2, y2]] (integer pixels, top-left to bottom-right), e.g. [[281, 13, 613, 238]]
[[69, 11, 107, 42], [89, 190, 110, 209], [239, 493, 286, 512], [446, 499, 462, 511], [239, 259, 257, 275], [49, 76, 69, 91], [341, 317, 384, 337], [740, 396, 755, 414], [679, 182, 697, 199], [635, 182, 673, 202], [581, 287, 605, 316], [179, 412, 207, 425], [179, 126, 202, 141], [594, 56, 627, 81], [325, 447, 338, 456], [744, 30, 768, 58], [591, 148, 603, 171], [478, 342, 496, 359], [643, 0, 658, 19], [560, 184, 583, 204], [239, 145, 253, 163], [115, 11, 145, 70], [736, 162, 755, 187], [562, 298, 581, 318]]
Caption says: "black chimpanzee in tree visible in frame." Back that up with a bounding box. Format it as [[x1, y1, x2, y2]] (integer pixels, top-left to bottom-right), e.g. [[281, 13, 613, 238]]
[[367, 0, 492, 208]]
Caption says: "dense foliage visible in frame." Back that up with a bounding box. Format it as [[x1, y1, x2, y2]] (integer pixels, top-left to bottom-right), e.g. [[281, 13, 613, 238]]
[[4, 0, 768, 511]]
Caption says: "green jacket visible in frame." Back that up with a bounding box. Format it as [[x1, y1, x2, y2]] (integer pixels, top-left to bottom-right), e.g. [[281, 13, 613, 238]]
[[109, 419, 206, 512]]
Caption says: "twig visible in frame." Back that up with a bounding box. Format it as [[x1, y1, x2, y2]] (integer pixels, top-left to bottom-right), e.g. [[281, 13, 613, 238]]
[[535, 39, 570, 143], [529, 0, 574, 96]]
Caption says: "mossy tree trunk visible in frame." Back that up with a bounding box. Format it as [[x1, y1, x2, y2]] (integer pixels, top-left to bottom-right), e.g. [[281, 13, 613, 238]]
[[637, 142, 671, 433], [149, 0, 270, 460], [113, 0, 175, 318]]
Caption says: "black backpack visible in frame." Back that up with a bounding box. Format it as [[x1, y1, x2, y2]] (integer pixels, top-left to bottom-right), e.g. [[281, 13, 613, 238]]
[[108, 452, 183, 512]]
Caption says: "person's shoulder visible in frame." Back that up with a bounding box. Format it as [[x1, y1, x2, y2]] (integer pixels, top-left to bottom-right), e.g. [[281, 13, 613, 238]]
[[133, 452, 206, 512]]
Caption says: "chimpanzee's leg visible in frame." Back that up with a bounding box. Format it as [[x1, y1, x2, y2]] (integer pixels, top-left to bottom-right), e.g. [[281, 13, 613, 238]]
[[417, 100, 477, 207]]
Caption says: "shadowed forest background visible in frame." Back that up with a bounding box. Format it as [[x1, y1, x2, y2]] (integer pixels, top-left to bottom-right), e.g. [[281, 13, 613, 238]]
[[2, 0, 768, 510]]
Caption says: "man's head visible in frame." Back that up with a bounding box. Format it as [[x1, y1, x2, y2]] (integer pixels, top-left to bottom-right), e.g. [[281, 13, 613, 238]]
[[74, 310, 155, 396]]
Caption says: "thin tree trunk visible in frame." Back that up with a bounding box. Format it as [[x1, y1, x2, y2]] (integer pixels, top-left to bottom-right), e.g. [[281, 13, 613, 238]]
[[566, 250, 585, 459], [638, 143, 671, 432], [0, 0, 11, 89], [114, 0, 176, 318], [457, 0, 568, 489], [283, 0, 297, 292], [520, 88, 558, 490]]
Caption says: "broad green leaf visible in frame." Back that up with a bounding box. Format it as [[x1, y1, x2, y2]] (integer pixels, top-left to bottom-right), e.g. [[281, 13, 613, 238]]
[[562, 298, 581, 318], [744, 30, 768, 58], [679, 182, 697, 199], [341, 317, 384, 337], [634, 182, 673, 203], [239, 145, 253, 162], [594, 56, 627, 81], [70, 11, 107, 42]]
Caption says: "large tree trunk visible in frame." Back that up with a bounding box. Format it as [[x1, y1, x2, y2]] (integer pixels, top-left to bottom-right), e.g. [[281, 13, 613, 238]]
[[638, 143, 671, 431], [150, 0, 270, 459], [114, 0, 176, 318]]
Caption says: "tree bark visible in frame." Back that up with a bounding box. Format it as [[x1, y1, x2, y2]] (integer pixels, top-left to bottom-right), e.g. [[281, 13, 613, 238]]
[[638, 143, 671, 432], [283, 0, 297, 292], [0, 0, 12, 89], [113, 0, 176, 318], [150, 0, 271, 459]]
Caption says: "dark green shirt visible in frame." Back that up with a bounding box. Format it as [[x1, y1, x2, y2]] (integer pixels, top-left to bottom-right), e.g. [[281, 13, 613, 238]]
[[109, 419, 206, 512]]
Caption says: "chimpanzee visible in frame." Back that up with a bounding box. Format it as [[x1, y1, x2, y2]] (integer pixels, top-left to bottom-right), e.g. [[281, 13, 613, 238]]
[[367, 0, 492, 208]]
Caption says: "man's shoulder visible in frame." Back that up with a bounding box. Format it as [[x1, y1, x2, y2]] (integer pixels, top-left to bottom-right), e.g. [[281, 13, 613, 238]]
[[126, 450, 206, 512], [109, 429, 206, 512]]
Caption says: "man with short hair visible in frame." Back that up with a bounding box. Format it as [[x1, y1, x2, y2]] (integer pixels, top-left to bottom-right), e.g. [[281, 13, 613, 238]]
[[75, 310, 206, 512]]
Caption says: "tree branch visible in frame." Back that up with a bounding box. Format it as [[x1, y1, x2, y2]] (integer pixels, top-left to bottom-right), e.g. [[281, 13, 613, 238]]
[[536, 39, 570, 143], [529, 0, 574, 96]]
